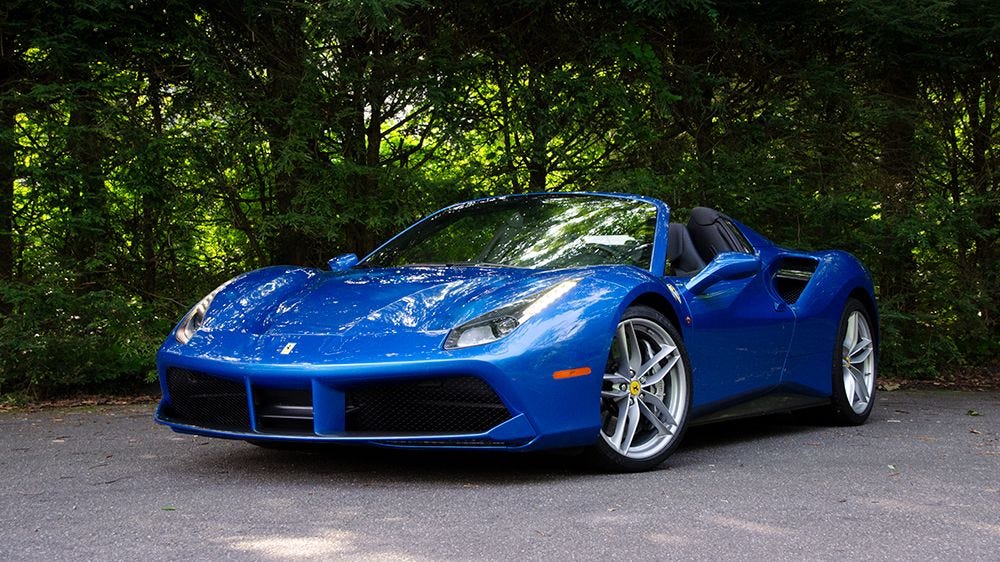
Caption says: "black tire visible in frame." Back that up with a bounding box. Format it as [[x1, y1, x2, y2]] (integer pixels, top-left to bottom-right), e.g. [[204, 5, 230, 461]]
[[588, 305, 692, 472], [828, 298, 877, 425]]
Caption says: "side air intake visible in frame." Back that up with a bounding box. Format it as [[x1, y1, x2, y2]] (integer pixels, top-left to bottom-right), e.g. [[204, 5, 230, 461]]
[[772, 257, 818, 305]]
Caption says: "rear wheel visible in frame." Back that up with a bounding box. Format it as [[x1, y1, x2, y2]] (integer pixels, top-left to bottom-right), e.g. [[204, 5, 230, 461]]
[[828, 298, 877, 424], [590, 305, 691, 472]]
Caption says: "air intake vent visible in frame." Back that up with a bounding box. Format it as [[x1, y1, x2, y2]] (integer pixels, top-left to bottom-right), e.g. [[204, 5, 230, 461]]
[[164, 368, 251, 431], [773, 257, 818, 305], [254, 387, 314, 434], [345, 376, 511, 434]]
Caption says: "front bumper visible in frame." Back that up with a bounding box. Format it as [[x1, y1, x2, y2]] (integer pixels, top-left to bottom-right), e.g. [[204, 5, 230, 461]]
[[154, 349, 603, 452]]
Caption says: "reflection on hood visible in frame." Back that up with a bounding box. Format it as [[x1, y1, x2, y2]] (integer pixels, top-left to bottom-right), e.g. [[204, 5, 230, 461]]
[[209, 265, 583, 339]]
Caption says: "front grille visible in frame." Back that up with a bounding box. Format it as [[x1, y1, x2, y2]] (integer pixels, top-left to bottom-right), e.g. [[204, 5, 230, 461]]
[[345, 376, 510, 434], [254, 387, 314, 434], [164, 368, 251, 431]]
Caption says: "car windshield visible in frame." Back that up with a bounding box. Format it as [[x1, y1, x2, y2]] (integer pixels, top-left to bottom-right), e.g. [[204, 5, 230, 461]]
[[362, 195, 658, 270]]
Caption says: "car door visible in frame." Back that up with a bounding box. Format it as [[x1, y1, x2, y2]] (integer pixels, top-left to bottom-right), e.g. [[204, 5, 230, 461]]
[[682, 267, 795, 410]]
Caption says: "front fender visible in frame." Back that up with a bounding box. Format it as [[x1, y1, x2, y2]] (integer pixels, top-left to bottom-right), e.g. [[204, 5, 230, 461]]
[[435, 265, 687, 445]]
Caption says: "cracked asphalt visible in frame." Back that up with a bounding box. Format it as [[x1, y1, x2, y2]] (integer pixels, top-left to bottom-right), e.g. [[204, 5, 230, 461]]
[[1, 390, 998, 561]]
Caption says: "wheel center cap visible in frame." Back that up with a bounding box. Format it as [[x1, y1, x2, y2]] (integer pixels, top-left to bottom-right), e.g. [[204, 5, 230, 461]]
[[629, 380, 641, 396]]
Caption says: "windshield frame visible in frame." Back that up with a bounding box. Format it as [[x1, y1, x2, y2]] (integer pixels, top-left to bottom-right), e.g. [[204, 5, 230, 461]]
[[358, 193, 672, 275]]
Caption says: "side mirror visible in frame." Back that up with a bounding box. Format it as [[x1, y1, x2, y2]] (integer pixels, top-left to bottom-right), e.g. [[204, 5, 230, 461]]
[[686, 252, 760, 295], [328, 253, 359, 271]]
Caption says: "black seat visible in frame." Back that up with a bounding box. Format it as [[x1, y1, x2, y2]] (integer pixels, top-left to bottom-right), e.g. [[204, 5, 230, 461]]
[[667, 222, 706, 276], [687, 207, 744, 263]]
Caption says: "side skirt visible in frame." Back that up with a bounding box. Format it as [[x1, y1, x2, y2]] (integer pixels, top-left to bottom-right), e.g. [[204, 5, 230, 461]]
[[690, 384, 830, 426]]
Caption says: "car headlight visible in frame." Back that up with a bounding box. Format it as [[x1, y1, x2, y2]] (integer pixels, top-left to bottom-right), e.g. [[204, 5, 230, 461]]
[[444, 279, 579, 349], [175, 280, 233, 344]]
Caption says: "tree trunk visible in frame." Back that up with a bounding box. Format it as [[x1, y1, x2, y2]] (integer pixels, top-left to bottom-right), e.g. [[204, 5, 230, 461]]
[[337, 34, 386, 257], [495, 63, 522, 193], [871, 65, 920, 312], [259, 5, 309, 266], [140, 71, 163, 299], [0, 101, 14, 289], [672, 12, 717, 199], [965, 79, 998, 330], [526, 67, 550, 192], [64, 86, 110, 292], [0, 24, 19, 294], [879, 69, 919, 211]]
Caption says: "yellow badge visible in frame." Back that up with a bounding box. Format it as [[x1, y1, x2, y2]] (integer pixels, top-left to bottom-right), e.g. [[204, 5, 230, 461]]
[[629, 380, 641, 396]]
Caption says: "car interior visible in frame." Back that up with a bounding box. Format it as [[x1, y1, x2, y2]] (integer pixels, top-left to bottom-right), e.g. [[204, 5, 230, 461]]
[[668, 207, 753, 276]]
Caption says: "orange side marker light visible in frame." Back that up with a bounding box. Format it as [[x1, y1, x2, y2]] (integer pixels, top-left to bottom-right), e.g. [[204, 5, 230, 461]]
[[553, 367, 592, 380]]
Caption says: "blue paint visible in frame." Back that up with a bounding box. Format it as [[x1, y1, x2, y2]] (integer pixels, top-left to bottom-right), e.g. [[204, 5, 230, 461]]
[[155, 193, 878, 452]]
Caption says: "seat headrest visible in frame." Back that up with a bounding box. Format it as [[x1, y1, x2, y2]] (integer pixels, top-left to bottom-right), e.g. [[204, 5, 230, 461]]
[[689, 206, 723, 227], [668, 222, 706, 276], [667, 222, 688, 261]]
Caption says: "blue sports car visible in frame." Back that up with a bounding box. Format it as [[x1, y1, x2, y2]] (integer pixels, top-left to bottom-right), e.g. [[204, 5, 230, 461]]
[[155, 193, 878, 471]]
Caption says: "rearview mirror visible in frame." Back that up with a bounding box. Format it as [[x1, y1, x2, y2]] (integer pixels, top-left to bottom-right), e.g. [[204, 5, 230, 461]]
[[686, 252, 760, 295], [328, 253, 359, 271]]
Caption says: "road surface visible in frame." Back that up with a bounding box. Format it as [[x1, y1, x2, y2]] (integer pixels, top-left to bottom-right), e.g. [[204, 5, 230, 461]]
[[1, 390, 998, 560]]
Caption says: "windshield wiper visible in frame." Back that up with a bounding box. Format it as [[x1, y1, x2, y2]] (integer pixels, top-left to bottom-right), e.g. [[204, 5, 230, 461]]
[[460, 262, 527, 268], [405, 262, 528, 269]]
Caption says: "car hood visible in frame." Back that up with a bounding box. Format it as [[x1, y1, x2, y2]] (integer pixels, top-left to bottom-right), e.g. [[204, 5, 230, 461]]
[[196, 265, 585, 355], [259, 266, 564, 336], [162, 263, 659, 367]]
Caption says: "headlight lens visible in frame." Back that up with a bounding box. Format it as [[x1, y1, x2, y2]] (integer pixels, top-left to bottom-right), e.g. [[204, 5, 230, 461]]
[[175, 280, 233, 344], [444, 279, 579, 349]]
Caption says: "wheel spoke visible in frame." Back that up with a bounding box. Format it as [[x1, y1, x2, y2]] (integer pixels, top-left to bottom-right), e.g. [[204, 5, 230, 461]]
[[637, 345, 672, 377], [844, 313, 859, 349], [603, 366, 629, 402], [850, 337, 873, 364], [609, 398, 629, 450], [638, 400, 669, 435], [849, 365, 869, 403], [625, 323, 641, 371], [616, 325, 630, 374], [604, 371, 629, 384], [643, 354, 679, 388], [620, 400, 640, 454], [638, 397, 673, 436], [635, 346, 673, 377], [643, 340, 655, 365], [641, 393, 677, 427], [843, 365, 856, 403]]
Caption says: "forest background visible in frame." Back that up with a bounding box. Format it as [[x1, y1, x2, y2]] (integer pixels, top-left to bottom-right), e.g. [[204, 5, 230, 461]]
[[1, 0, 997, 401]]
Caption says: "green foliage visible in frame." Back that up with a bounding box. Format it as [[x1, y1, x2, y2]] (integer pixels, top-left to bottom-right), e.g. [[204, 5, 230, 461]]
[[0, 0, 998, 398], [0, 282, 175, 397]]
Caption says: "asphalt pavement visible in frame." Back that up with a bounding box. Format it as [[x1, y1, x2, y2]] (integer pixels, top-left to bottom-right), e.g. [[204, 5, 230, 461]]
[[1, 390, 998, 561]]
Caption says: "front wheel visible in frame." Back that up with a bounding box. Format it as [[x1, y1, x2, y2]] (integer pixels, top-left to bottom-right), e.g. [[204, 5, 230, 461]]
[[828, 298, 877, 425], [590, 305, 691, 472]]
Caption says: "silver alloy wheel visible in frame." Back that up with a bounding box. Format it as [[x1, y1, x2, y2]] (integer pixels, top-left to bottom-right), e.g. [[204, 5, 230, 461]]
[[842, 310, 875, 414], [600, 318, 688, 460]]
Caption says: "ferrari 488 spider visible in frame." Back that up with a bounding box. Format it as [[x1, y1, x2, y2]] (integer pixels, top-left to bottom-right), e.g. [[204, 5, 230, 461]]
[[155, 193, 878, 471]]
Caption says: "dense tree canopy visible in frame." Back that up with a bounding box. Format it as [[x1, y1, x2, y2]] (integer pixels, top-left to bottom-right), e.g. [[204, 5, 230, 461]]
[[1, 0, 997, 398]]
